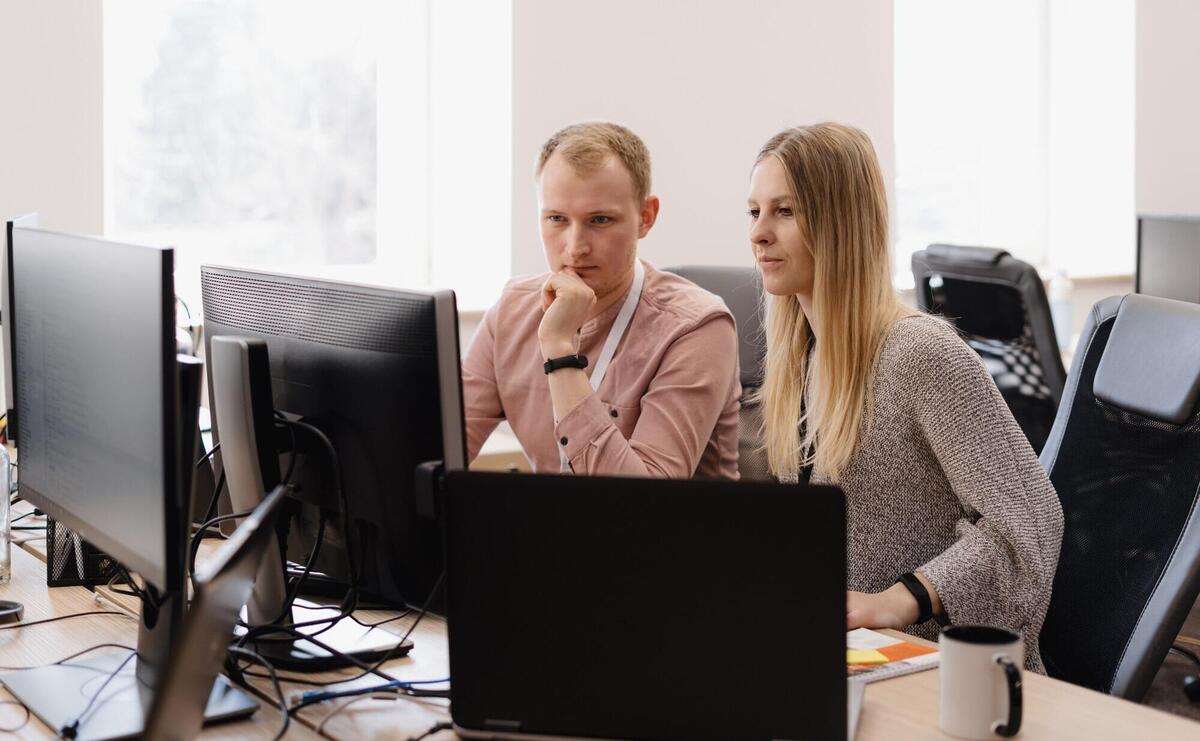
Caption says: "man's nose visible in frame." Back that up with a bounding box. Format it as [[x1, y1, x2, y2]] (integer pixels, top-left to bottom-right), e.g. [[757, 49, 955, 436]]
[[565, 224, 590, 259]]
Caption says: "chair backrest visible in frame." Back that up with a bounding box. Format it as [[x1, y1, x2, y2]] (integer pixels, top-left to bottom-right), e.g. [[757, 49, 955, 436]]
[[1038, 294, 1200, 699], [912, 244, 1066, 454], [662, 265, 769, 479]]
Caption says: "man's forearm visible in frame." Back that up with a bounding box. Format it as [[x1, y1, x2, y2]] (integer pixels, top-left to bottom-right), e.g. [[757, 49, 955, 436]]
[[546, 366, 592, 421]]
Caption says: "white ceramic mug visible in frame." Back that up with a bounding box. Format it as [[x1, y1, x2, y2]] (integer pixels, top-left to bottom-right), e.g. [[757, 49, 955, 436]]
[[939, 625, 1023, 739]]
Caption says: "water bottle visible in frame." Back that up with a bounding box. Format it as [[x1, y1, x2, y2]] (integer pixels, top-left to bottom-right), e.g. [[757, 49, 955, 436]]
[[1049, 270, 1074, 353]]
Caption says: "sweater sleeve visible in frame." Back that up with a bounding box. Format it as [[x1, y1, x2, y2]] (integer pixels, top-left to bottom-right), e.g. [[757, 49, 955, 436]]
[[908, 324, 1063, 645]]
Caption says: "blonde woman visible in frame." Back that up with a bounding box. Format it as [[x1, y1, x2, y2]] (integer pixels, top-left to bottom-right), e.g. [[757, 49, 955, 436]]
[[747, 123, 1063, 671]]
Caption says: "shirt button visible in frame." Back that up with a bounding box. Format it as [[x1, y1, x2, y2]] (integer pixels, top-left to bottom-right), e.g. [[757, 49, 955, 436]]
[[560, 436, 568, 446], [610, 409, 619, 418]]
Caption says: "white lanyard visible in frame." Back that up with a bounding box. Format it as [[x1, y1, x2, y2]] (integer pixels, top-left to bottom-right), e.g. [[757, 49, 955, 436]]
[[557, 260, 646, 472]]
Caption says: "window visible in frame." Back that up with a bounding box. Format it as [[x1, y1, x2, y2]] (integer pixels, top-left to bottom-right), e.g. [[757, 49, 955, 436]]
[[104, 0, 511, 312], [895, 0, 1134, 283]]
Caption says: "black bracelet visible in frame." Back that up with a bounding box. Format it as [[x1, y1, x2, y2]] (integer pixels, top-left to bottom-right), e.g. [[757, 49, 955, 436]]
[[898, 571, 934, 625], [543, 354, 588, 375]]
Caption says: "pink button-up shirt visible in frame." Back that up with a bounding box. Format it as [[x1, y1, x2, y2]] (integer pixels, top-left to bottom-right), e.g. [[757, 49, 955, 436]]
[[463, 260, 740, 478]]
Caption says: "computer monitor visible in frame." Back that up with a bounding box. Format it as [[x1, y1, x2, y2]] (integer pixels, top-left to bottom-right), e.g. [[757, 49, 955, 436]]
[[4, 228, 258, 739], [1136, 214, 1200, 303], [201, 264, 466, 668], [2, 212, 38, 443]]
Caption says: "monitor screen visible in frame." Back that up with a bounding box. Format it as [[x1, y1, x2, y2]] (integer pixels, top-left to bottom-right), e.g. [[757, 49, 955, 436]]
[[1137, 215, 1200, 303], [201, 265, 465, 609], [12, 228, 178, 591]]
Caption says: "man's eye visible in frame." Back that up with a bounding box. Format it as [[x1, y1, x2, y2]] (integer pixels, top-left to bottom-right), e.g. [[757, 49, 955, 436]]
[[547, 215, 565, 223], [592, 215, 611, 224]]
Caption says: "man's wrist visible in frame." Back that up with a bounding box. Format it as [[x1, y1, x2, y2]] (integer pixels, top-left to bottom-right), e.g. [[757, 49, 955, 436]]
[[540, 339, 576, 360]]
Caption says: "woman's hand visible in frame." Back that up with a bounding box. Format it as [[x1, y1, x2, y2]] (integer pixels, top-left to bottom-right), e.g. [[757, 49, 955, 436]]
[[847, 582, 923, 630]]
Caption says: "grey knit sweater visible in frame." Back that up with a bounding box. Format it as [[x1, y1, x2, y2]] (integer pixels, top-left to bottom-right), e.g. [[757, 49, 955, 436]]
[[800, 314, 1063, 672]]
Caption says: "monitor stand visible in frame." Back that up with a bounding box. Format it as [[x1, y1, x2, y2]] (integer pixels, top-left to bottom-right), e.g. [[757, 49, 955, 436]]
[[234, 598, 413, 672], [2, 652, 257, 740]]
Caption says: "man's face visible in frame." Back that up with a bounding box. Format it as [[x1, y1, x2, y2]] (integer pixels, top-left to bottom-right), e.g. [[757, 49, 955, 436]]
[[538, 151, 656, 302]]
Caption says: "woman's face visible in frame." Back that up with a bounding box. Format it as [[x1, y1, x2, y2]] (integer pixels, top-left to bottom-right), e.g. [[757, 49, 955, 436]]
[[747, 156, 815, 297]]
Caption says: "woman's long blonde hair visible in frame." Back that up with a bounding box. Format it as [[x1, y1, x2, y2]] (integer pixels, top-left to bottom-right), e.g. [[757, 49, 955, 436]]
[[755, 123, 912, 481]]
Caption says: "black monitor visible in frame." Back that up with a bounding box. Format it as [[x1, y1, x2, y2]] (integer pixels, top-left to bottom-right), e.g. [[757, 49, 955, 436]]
[[200, 265, 466, 668], [3, 228, 258, 739], [1136, 214, 1200, 303], [2, 212, 37, 443]]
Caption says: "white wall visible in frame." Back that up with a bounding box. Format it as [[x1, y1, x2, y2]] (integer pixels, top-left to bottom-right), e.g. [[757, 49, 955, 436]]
[[1136, 0, 1200, 215], [510, 0, 895, 277], [0, 2, 103, 233]]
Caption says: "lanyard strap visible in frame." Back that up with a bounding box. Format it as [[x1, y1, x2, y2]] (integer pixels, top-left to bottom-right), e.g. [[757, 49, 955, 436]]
[[557, 260, 646, 472]]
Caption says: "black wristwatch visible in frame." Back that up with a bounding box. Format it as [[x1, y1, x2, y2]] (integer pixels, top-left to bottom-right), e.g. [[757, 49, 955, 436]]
[[544, 353, 589, 375], [898, 571, 935, 625]]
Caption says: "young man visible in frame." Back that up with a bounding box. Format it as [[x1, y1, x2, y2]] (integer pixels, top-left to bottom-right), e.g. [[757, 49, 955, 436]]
[[462, 122, 741, 478]]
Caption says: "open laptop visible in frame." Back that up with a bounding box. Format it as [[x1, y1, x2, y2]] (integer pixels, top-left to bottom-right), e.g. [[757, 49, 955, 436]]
[[444, 471, 853, 741]]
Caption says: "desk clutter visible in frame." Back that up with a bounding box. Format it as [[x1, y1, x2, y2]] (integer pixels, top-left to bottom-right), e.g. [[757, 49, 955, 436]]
[[0, 223, 1199, 740]]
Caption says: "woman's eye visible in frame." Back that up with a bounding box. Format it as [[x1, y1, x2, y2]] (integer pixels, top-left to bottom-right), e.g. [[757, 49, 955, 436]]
[[747, 208, 760, 219], [777, 207, 793, 217]]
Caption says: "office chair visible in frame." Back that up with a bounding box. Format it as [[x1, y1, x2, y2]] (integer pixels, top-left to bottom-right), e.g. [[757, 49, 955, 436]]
[[1037, 294, 1200, 700], [911, 244, 1066, 454], [663, 265, 769, 479]]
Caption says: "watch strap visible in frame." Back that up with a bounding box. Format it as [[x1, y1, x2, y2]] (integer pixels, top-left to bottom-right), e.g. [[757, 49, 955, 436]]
[[898, 571, 934, 624], [544, 354, 589, 375]]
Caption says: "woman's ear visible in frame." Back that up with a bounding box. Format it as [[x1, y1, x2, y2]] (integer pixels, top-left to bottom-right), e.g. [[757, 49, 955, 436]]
[[638, 195, 661, 238]]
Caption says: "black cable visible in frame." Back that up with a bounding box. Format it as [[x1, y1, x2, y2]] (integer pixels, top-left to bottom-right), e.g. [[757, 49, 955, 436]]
[[226, 646, 290, 741], [409, 721, 453, 741], [195, 442, 220, 470], [194, 467, 226, 541], [349, 609, 414, 630], [236, 416, 360, 643], [0, 610, 130, 632], [59, 650, 135, 738], [189, 506, 251, 578], [10, 509, 34, 524], [308, 570, 444, 689], [275, 511, 325, 624]]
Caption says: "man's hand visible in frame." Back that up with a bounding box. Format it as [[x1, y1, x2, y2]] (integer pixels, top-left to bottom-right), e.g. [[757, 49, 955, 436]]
[[539, 268, 596, 358]]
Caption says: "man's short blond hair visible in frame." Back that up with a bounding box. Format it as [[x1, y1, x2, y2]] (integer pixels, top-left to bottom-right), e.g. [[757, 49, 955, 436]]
[[536, 122, 652, 203]]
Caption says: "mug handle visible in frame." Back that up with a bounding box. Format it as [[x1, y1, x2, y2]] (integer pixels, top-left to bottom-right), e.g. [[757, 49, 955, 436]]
[[990, 655, 1023, 737]]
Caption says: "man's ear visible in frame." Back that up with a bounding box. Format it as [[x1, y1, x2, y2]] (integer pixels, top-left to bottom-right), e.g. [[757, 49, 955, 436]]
[[638, 195, 661, 238]]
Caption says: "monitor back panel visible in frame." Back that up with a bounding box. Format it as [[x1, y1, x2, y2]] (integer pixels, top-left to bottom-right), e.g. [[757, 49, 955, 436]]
[[1137, 215, 1200, 303], [445, 471, 847, 741]]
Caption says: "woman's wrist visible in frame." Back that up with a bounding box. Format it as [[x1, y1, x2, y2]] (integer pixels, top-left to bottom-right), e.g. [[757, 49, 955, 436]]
[[882, 582, 921, 627]]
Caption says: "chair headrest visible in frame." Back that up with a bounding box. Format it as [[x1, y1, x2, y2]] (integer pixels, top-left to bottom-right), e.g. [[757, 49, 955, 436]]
[[662, 265, 764, 389], [1093, 294, 1200, 425], [925, 243, 1011, 266]]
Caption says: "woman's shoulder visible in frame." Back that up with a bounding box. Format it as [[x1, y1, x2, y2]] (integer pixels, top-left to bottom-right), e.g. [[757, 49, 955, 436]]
[[876, 312, 984, 379]]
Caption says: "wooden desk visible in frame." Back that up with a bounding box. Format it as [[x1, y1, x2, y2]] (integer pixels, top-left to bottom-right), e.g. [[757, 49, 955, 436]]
[[6, 511, 1200, 739]]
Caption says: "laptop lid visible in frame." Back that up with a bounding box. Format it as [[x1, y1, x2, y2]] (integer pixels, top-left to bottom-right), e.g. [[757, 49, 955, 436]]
[[444, 471, 847, 741]]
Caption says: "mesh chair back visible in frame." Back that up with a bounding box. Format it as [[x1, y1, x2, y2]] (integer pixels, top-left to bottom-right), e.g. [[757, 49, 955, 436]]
[[912, 244, 1065, 453], [1038, 294, 1200, 698], [663, 266, 769, 479]]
